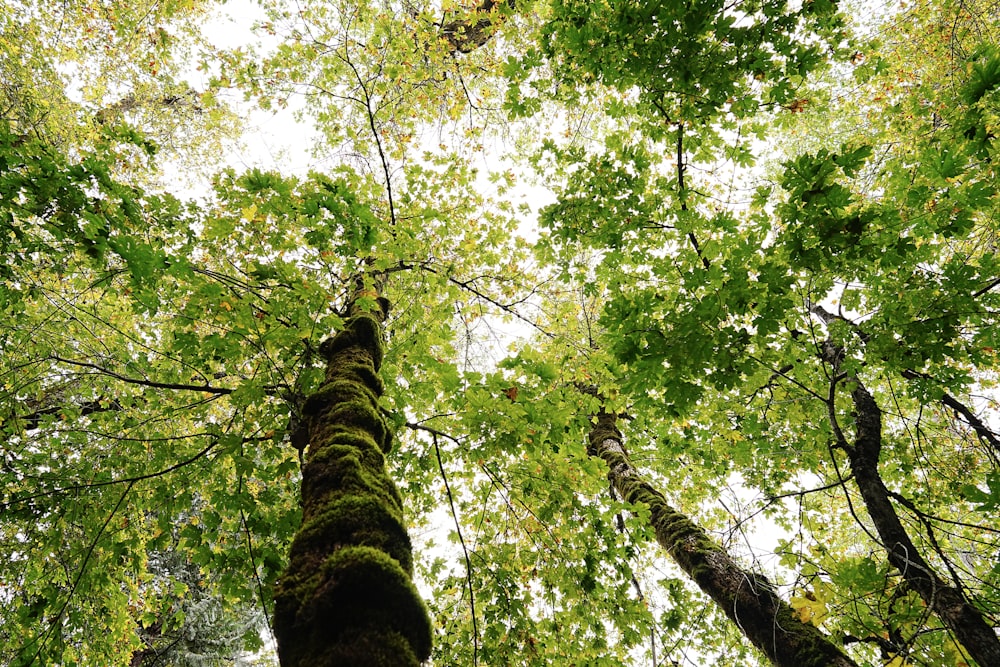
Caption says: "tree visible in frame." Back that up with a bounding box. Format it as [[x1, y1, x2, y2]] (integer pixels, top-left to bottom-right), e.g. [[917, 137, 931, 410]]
[[536, 0, 1000, 663], [2, 0, 999, 666]]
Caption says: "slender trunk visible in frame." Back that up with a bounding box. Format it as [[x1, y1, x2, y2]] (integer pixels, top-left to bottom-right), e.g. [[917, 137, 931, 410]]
[[272, 292, 432, 666], [845, 382, 1000, 667], [588, 410, 858, 667]]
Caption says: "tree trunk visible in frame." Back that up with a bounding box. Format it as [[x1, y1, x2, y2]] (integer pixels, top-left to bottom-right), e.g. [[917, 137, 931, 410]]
[[588, 410, 858, 667], [440, 0, 514, 53], [845, 381, 1000, 667], [272, 293, 432, 666]]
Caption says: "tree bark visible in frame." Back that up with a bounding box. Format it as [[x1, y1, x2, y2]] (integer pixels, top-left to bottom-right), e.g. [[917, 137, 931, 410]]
[[588, 410, 858, 667], [440, 0, 514, 53], [272, 292, 432, 666], [811, 303, 1000, 458], [844, 380, 1000, 667]]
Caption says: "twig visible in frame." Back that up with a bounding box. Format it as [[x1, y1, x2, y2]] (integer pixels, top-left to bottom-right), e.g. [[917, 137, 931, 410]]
[[432, 432, 478, 665]]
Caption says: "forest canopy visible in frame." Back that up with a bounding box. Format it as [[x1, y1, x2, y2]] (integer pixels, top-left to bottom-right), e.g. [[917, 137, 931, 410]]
[[1, 0, 999, 665]]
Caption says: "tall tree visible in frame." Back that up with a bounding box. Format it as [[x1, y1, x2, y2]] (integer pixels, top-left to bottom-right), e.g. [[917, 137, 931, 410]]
[[586, 406, 858, 667], [271, 276, 432, 666]]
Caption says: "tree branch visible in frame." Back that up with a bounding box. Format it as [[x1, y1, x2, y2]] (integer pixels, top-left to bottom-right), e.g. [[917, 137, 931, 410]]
[[4, 397, 122, 432], [431, 431, 478, 666], [808, 305, 1000, 457], [842, 375, 1000, 666], [676, 122, 710, 270], [2, 438, 219, 509], [764, 476, 853, 504], [940, 390, 1000, 453], [587, 406, 859, 667], [50, 356, 235, 394], [18, 480, 136, 665], [340, 46, 396, 228]]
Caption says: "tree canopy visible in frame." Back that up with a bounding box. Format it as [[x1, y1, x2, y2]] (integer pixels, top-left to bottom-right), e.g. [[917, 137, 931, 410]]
[[2, 0, 999, 665]]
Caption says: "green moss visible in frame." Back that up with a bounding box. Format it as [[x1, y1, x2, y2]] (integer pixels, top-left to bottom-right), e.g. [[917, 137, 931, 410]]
[[326, 401, 389, 450], [319, 629, 419, 667], [307, 430, 384, 458], [300, 443, 402, 512], [275, 312, 431, 666], [588, 410, 857, 667], [320, 546, 432, 653], [319, 314, 385, 369], [304, 387, 392, 453], [308, 439, 385, 469], [288, 494, 413, 573], [302, 379, 378, 418], [274, 546, 431, 667], [331, 359, 384, 392]]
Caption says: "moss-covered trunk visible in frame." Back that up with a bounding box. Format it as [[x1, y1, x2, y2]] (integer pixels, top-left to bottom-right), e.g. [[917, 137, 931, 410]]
[[845, 381, 1000, 667], [588, 410, 858, 667], [272, 297, 432, 666]]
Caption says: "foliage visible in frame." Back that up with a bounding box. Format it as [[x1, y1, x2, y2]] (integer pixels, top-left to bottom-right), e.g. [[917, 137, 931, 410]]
[[0, 0, 238, 180], [1, 0, 999, 665]]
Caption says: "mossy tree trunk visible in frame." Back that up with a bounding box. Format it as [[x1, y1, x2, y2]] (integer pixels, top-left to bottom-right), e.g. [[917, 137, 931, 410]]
[[588, 410, 859, 667], [272, 288, 432, 666]]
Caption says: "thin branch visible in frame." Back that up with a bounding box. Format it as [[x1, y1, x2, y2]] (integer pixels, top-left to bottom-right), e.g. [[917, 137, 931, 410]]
[[405, 419, 461, 443], [239, 474, 275, 638], [446, 275, 555, 338], [607, 482, 653, 660], [884, 494, 1000, 535], [816, 347, 881, 544], [676, 122, 710, 270], [886, 489, 966, 592], [744, 362, 795, 407], [431, 431, 478, 665], [811, 306, 999, 456], [35, 284, 212, 384], [765, 476, 853, 503], [826, 434, 880, 545], [746, 355, 826, 401], [826, 372, 851, 451], [896, 368, 999, 456], [477, 460, 566, 552], [50, 356, 234, 394], [940, 391, 1000, 454], [972, 276, 1000, 298], [48, 356, 288, 397], [340, 44, 396, 227], [3, 439, 219, 508]]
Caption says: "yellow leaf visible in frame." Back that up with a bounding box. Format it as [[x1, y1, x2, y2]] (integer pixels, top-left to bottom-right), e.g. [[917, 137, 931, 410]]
[[241, 204, 257, 221], [790, 589, 828, 626], [792, 602, 812, 623]]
